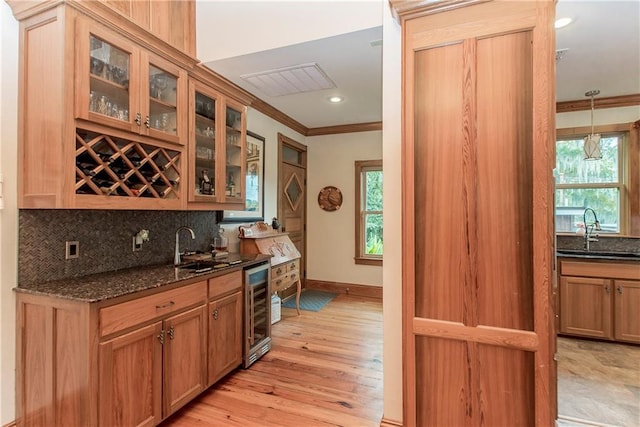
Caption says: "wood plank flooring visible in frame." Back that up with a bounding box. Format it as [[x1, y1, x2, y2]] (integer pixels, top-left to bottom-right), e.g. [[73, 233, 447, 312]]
[[557, 337, 640, 427], [162, 294, 383, 427]]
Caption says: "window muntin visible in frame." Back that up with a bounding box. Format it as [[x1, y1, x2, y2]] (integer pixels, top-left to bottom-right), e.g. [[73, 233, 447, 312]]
[[555, 133, 625, 234], [355, 160, 383, 265]]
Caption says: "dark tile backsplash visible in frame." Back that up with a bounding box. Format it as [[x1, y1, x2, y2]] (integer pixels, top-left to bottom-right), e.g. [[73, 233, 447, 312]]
[[19, 209, 220, 285], [556, 235, 640, 253]]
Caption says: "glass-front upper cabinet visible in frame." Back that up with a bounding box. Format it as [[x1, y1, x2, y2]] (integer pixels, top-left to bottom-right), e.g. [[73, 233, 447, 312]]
[[224, 100, 246, 202], [75, 18, 187, 145], [188, 79, 246, 205], [189, 83, 219, 202]]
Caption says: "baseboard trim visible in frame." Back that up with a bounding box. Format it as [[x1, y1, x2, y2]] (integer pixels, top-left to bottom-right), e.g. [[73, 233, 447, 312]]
[[3, 420, 16, 427], [305, 279, 382, 300], [557, 415, 620, 427], [380, 417, 403, 427]]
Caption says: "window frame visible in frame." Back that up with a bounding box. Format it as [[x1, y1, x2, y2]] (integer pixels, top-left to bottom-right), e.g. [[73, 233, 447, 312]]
[[555, 124, 632, 235], [354, 159, 383, 266]]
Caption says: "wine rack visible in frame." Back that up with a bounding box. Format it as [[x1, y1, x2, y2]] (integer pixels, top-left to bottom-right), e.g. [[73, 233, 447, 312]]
[[75, 129, 181, 199]]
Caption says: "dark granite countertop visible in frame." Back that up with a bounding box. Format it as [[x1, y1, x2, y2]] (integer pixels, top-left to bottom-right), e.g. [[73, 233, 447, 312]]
[[14, 253, 271, 303], [556, 251, 640, 263]]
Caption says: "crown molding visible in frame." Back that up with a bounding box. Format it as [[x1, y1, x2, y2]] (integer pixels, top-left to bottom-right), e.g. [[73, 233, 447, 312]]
[[306, 122, 382, 136], [556, 94, 640, 113]]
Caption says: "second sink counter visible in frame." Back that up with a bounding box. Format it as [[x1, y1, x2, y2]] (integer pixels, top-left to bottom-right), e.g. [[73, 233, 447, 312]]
[[15, 253, 271, 303]]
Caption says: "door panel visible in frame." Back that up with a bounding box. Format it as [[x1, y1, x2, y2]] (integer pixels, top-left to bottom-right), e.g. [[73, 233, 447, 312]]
[[402, 1, 556, 426], [278, 134, 306, 298]]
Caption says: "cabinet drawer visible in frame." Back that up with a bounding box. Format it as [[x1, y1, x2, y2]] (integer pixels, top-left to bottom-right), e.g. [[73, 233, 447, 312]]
[[560, 260, 640, 280], [272, 272, 299, 293], [100, 281, 207, 337], [272, 264, 287, 278], [209, 270, 242, 300]]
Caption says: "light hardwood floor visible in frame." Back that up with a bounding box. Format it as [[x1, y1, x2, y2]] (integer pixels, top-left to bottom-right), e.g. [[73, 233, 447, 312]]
[[557, 337, 640, 427], [162, 294, 383, 427]]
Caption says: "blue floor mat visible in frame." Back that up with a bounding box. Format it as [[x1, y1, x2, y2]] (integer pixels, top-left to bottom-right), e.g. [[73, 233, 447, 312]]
[[282, 289, 337, 312]]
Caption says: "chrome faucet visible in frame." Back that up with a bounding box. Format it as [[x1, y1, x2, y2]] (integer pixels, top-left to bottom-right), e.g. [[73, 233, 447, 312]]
[[174, 226, 195, 265], [583, 208, 601, 251]]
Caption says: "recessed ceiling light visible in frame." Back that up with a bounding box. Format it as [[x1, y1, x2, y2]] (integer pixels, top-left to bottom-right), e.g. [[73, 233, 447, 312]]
[[555, 17, 572, 29], [328, 96, 344, 103]]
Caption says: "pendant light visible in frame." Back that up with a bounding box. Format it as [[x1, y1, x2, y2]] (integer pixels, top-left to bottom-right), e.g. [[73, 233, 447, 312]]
[[583, 89, 602, 160]]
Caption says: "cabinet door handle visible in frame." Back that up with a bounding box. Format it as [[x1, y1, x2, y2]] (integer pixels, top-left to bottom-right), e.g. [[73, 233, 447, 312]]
[[167, 326, 175, 340], [617, 285, 623, 295], [157, 330, 165, 345], [605, 285, 610, 294], [156, 301, 175, 309], [135, 112, 141, 126], [212, 308, 219, 320], [145, 115, 150, 128]]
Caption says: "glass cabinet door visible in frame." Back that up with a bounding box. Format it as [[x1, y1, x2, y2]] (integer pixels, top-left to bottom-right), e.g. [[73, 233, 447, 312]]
[[146, 56, 185, 145], [193, 90, 217, 199], [88, 35, 132, 125], [224, 103, 245, 201]]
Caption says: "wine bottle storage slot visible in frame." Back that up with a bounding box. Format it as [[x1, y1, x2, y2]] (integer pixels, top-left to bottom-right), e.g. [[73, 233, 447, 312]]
[[75, 129, 181, 199]]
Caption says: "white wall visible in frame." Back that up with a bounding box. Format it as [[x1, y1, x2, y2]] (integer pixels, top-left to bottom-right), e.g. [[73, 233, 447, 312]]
[[306, 131, 383, 286], [196, 0, 383, 61], [0, 2, 19, 423], [381, 0, 403, 422], [556, 105, 640, 129]]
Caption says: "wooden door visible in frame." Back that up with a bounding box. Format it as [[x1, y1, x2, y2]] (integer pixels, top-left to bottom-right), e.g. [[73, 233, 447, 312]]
[[163, 305, 207, 416], [614, 280, 640, 343], [399, 1, 556, 426], [208, 291, 243, 385], [99, 322, 162, 427], [278, 133, 307, 296], [560, 276, 613, 339]]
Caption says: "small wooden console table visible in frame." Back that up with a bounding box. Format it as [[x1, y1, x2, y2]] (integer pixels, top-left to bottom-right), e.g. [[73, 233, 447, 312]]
[[239, 223, 302, 315]]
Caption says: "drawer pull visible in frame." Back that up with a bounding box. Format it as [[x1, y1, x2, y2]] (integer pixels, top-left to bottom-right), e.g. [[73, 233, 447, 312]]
[[276, 268, 283, 275], [156, 301, 175, 309], [291, 274, 297, 280], [276, 280, 282, 285]]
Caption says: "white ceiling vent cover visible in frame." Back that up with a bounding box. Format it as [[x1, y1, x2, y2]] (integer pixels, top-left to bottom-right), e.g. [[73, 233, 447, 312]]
[[240, 62, 336, 97]]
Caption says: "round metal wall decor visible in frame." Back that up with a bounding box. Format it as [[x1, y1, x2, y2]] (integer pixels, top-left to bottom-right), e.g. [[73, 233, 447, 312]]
[[317, 186, 343, 212]]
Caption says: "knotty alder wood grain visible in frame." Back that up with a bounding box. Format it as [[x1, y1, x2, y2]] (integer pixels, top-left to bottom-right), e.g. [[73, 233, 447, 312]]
[[162, 294, 383, 426]]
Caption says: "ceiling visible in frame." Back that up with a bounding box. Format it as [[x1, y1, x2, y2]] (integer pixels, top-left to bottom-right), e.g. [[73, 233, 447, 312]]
[[197, 0, 640, 130]]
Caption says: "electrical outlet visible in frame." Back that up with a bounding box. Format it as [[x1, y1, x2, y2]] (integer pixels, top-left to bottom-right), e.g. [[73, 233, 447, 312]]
[[65, 241, 79, 260], [133, 236, 142, 252]]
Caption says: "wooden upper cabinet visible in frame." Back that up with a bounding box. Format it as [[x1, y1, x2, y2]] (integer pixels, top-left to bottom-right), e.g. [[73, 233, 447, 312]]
[[187, 78, 247, 209], [75, 17, 188, 146], [102, 0, 196, 56]]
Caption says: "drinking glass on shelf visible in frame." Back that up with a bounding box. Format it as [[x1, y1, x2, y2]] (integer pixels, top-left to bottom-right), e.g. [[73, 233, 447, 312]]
[[155, 74, 168, 101]]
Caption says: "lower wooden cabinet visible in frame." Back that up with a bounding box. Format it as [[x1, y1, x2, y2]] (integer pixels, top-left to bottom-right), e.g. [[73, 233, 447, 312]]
[[558, 259, 640, 344], [99, 322, 163, 427], [16, 269, 244, 427], [614, 280, 640, 342], [559, 276, 613, 339], [208, 291, 243, 384]]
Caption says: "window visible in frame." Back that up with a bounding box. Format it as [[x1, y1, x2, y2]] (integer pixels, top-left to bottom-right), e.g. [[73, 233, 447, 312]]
[[555, 131, 627, 234], [355, 160, 383, 265]]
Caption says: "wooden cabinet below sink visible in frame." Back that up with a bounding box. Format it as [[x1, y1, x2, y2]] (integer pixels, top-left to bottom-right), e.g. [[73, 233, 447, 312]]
[[558, 258, 640, 343]]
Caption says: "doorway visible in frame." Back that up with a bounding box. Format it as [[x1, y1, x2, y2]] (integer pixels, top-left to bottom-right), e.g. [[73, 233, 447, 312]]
[[277, 133, 307, 301]]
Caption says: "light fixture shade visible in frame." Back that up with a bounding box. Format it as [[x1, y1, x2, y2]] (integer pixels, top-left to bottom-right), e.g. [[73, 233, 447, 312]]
[[583, 133, 602, 160]]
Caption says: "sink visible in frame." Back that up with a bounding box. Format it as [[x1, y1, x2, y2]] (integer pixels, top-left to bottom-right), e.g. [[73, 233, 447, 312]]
[[178, 261, 229, 273], [557, 249, 640, 258]]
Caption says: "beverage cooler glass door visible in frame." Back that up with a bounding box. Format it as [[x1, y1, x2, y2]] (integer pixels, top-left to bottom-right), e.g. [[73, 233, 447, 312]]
[[244, 262, 271, 368]]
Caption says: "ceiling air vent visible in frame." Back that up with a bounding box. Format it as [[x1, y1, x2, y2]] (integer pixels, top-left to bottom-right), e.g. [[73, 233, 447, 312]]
[[240, 62, 336, 97]]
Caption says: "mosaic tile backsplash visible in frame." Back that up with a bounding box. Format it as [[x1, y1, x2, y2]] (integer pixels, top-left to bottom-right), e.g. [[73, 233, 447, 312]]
[[19, 210, 221, 285]]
